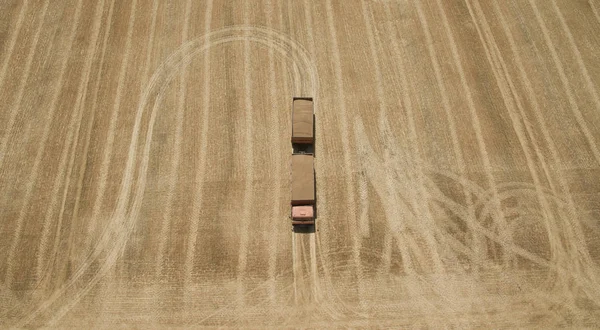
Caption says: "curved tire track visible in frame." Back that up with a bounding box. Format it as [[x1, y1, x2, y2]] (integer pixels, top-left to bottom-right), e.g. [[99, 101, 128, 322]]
[[13, 25, 317, 327]]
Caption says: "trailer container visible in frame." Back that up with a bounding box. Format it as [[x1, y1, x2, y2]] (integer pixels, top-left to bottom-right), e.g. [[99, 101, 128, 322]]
[[291, 154, 315, 205], [291, 98, 314, 144]]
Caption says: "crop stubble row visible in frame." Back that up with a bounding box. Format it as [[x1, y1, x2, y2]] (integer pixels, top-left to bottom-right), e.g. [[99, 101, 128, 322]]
[[0, 0, 599, 327]]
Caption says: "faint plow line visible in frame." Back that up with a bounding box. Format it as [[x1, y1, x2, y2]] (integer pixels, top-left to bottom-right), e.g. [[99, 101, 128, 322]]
[[299, 0, 330, 308], [425, 173, 598, 301], [549, 0, 600, 113], [156, 0, 189, 281], [474, 184, 571, 278], [525, 0, 600, 165], [358, 0, 389, 271], [545, 0, 600, 286], [0, 0, 50, 179], [236, 4, 256, 306], [471, 191, 600, 299], [314, 122, 379, 317], [191, 269, 295, 327], [359, 117, 458, 289], [71, 0, 117, 254], [183, 24, 308, 297], [314, 245, 460, 323], [182, 0, 213, 300], [378, 116, 443, 272], [488, 0, 594, 278], [34, 0, 107, 287], [86, 0, 140, 253], [433, 217, 582, 317], [264, 0, 279, 305], [469, 0, 568, 198], [519, 0, 600, 290], [0, 0, 29, 107], [383, 0, 445, 273], [312, 240, 371, 320], [360, 0, 420, 269], [473, 184, 597, 287], [34, 2, 118, 309], [591, 0, 600, 24], [3, 0, 85, 289], [429, 0, 510, 264], [411, 0, 482, 265], [355, 119, 417, 277], [14, 26, 317, 327], [323, 0, 365, 309], [462, 0, 565, 274]]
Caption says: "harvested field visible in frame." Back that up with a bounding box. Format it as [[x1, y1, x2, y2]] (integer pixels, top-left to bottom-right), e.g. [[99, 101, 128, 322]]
[[1, 0, 600, 327]]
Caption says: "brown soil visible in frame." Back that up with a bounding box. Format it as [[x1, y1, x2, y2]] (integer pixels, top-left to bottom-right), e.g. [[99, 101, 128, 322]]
[[1, 0, 600, 327]]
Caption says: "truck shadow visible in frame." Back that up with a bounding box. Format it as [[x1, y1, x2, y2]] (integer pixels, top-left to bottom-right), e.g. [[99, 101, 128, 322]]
[[292, 143, 314, 155], [293, 225, 316, 234]]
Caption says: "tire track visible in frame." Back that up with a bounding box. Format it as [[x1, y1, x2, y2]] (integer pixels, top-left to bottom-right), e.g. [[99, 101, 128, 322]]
[[72, 0, 116, 253], [358, 0, 397, 275], [525, 0, 600, 165], [264, 0, 282, 305], [363, 4, 402, 277], [126, 1, 158, 323], [323, 0, 364, 307], [3, 0, 84, 289], [359, 121, 415, 276], [356, 1, 379, 243], [308, 231, 319, 303], [464, 0, 577, 282], [470, 184, 600, 296], [236, 0, 255, 306], [301, 0, 316, 67], [301, 2, 342, 313], [429, 0, 510, 264], [34, 0, 106, 285], [14, 26, 315, 327], [300, 0, 326, 296], [79, 1, 140, 322], [359, 119, 600, 301], [548, 0, 600, 120], [189, 270, 296, 327], [0, 0, 29, 107], [0, 122, 34, 319], [0, 0, 50, 175], [284, 4, 319, 308], [489, 0, 574, 200], [383, 0, 444, 273], [589, 0, 600, 24], [523, 0, 600, 288], [87, 0, 139, 241], [155, 0, 189, 280], [410, 0, 482, 265], [465, 0, 552, 228], [183, 0, 213, 300], [490, 0, 600, 296]]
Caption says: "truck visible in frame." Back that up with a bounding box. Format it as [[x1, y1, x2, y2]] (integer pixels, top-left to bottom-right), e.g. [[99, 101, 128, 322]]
[[291, 154, 315, 225], [291, 97, 316, 227]]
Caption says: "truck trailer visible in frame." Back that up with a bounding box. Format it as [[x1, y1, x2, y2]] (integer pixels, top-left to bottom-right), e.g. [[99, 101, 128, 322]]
[[291, 97, 315, 227], [291, 98, 314, 144], [291, 154, 315, 225], [291, 154, 315, 206]]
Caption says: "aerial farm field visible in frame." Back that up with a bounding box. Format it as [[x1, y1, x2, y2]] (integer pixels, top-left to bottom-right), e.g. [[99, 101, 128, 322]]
[[1, 0, 600, 327]]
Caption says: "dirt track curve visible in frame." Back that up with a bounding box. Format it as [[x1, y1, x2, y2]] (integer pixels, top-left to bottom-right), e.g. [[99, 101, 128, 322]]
[[1, 0, 600, 327]]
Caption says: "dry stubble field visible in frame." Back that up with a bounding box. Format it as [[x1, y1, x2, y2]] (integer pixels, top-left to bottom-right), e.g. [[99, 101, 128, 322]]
[[1, 0, 600, 327]]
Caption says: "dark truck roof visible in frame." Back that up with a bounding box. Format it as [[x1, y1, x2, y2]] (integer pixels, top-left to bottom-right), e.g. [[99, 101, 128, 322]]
[[291, 154, 315, 205], [291, 98, 314, 144]]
